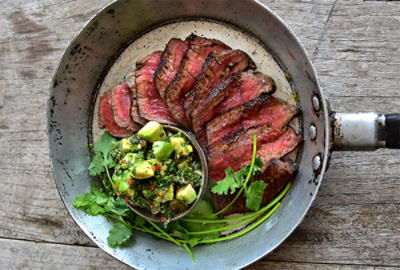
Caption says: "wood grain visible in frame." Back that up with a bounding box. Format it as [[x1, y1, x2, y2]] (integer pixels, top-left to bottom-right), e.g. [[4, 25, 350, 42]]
[[0, 0, 400, 269]]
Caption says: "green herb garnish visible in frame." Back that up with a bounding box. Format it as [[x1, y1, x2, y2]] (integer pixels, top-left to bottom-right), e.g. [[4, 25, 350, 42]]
[[74, 133, 291, 262], [89, 132, 116, 183], [211, 135, 267, 213]]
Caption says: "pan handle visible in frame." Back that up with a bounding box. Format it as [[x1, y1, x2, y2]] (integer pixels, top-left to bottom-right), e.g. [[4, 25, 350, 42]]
[[332, 113, 400, 150]]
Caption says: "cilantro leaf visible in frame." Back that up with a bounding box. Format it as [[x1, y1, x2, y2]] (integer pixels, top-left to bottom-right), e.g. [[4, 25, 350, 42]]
[[88, 132, 116, 177], [72, 185, 131, 218], [211, 158, 263, 196], [93, 132, 116, 155], [88, 154, 104, 176], [245, 181, 268, 211], [211, 167, 239, 195], [253, 157, 263, 175], [107, 222, 132, 248]]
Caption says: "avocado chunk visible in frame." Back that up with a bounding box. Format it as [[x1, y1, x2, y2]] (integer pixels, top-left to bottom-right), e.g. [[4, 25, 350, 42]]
[[120, 153, 144, 169], [153, 141, 173, 161], [176, 184, 197, 204], [170, 135, 193, 158], [121, 138, 132, 152], [162, 184, 174, 202], [132, 161, 155, 179], [138, 121, 166, 142]]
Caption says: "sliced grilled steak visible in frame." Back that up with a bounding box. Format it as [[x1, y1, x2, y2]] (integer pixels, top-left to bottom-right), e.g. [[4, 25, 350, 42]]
[[183, 49, 256, 123], [98, 90, 134, 138], [111, 82, 141, 131], [164, 36, 230, 128], [192, 71, 275, 147], [125, 71, 147, 125], [207, 95, 299, 150], [212, 160, 296, 216], [209, 126, 301, 181], [154, 38, 189, 99], [136, 51, 177, 125]]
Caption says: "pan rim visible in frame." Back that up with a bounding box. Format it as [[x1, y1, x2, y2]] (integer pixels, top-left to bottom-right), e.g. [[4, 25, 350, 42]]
[[47, 0, 330, 269]]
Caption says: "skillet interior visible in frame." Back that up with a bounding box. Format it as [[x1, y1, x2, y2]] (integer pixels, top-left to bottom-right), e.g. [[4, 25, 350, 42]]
[[48, 0, 329, 269]]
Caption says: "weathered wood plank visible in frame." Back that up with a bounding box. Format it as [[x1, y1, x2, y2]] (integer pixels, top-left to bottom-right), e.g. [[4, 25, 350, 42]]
[[1, 238, 398, 270], [0, 238, 130, 270], [0, 0, 400, 269]]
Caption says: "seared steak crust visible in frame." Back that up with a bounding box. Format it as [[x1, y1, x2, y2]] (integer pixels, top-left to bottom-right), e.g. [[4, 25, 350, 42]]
[[212, 160, 296, 216], [136, 51, 177, 125], [191, 71, 275, 147], [154, 38, 189, 99], [183, 49, 256, 123], [208, 125, 301, 181], [164, 36, 230, 128], [207, 95, 299, 150]]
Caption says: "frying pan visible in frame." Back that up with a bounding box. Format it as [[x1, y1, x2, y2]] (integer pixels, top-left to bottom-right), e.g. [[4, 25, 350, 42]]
[[47, 0, 400, 269]]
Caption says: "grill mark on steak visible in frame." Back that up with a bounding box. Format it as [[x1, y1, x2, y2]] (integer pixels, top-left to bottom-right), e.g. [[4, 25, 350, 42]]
[[183, 49, 256, 124], [136, 51, 177, 125], [208, 126, 301, 182], [207, 95, 299, 150], [125, 71, 147, 125], [111, 82, 141, 131], [154, 38, 189, 100], [212, 159, 296, 216], [164, 36, 230, 128], [98, 90, 134, 138], [191, 71, 276, 147]]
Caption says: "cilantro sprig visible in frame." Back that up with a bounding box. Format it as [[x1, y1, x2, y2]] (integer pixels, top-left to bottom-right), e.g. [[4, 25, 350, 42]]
[[89, 132, 116, 183], [211, 135, 268, 213], [73, 132, 291, 262]]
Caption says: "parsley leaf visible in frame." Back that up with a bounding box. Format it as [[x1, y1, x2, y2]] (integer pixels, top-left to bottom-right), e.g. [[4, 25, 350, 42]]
[[245, 181, 268, 211], [107, 222, 132, 248]]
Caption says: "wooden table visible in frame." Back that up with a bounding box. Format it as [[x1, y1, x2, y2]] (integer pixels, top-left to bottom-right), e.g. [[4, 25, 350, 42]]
[[1, 0, 400, 269]]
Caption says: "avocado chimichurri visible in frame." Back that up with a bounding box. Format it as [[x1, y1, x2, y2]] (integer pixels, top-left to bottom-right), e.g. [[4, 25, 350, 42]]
[[107, 121, 202, 222]]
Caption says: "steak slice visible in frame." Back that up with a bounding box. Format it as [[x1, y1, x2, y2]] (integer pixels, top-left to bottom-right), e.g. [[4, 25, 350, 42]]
[[125, 71, 147, 125], [111, 82, 141, 132], [207, 95, 299, 150], [154, 38, 189, 99], [183, 49, 256, 123], [208, 126, 301, 182], [98, 90, 134, 138], [164, 36, 230, 128], [136, 51, 177, 125], [211, 160, 296, 216], [192, 71, 275, 147]]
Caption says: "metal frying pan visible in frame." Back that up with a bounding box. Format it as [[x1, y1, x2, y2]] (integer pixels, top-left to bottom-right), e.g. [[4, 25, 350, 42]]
[[47, 0, 400, 269]]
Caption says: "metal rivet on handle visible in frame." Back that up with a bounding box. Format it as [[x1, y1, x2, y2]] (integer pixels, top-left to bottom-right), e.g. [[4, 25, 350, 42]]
[[309, 124, 317, 140], [312, 95, 321, 112], [312, 154, 321, 171]]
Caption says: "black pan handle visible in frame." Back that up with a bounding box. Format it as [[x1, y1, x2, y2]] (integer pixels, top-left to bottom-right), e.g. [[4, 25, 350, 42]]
[[332, 113, 400, 150], [384, 114, 400, 148]]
